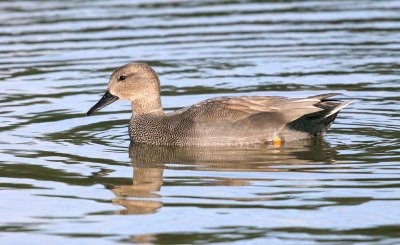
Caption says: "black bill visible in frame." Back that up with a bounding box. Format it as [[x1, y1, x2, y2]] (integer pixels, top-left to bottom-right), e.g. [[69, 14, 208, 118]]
[[87, 90, 119, 115]]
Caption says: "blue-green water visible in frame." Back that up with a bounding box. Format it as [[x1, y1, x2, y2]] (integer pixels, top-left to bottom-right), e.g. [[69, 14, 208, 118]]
[[1, 0, 399, 244]]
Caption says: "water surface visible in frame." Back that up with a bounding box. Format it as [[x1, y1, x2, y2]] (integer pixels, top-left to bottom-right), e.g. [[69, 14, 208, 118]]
[[1, 0, 400, 244]]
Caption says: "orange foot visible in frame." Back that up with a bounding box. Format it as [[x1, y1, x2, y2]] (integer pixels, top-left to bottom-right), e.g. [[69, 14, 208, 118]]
[[273, 137, 283, 147]]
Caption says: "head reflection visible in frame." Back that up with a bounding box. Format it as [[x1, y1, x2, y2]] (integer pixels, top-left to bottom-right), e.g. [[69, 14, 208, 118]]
[[111, 140, 336, 214]]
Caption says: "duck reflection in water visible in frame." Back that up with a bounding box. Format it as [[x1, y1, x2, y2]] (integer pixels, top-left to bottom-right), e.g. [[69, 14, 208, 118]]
[[110, 139, 337, 215]]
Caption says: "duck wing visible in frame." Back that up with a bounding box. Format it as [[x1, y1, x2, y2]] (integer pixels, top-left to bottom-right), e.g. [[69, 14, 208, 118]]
[[176, 94, 343, 125]]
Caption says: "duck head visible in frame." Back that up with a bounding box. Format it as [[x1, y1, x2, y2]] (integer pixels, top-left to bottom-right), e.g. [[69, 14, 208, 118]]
[[87, 63, 161, 115]]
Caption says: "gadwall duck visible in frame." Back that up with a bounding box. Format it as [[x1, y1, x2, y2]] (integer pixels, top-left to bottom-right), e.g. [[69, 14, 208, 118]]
[[87, 63, 353, 146]]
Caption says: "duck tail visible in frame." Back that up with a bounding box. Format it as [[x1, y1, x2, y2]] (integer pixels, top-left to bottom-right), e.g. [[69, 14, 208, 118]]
[[286, 94, 354, 137], [324, 99, 355, 118], [315, 96, 355, 135], [317, 99, 354, 135]]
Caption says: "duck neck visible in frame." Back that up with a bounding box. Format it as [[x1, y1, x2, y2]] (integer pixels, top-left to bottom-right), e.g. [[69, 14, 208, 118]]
[[131, 95, 163, 116]]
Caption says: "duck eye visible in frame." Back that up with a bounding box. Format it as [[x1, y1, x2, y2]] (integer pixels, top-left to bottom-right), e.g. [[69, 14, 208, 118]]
[[119, 75, 126, 81]]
